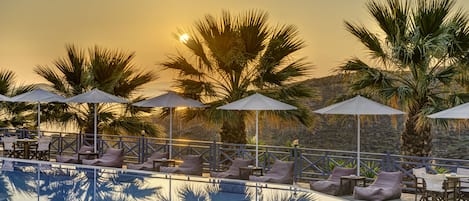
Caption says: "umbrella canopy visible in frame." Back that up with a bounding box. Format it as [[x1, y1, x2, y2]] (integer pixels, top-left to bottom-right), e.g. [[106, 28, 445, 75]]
[[0, 94, 11, 102], [63, 89, 128, 104], [217, 93, 297, 111], [63, 89, 129, 152], [10, 89, 65, 137], [133, 91, 206, 158], [314, 95, 405, 176], [133, 91, 205, 108], [428, 102, 469, 119], [217, 93, 297, 167], [11, 89, 64, 103]]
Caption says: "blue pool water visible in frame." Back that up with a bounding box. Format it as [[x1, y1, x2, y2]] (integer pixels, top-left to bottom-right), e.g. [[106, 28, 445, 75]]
[[0, 157, 340, 201]]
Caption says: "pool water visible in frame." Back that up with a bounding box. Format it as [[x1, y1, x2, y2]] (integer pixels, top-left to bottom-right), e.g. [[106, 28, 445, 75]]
[[0, 158, 341, 201]]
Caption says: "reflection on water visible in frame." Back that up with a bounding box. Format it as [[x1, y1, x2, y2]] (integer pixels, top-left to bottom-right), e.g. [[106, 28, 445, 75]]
[[0, 158, 323, 201]]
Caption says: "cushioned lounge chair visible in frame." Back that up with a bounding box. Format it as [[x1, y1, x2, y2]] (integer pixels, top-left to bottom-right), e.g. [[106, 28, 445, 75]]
[[56, 145, 94, 163], [353, 171, 402, 201], [127, 152, 169, 171], [249, 159, 294, 184], [310, 167, 356, 195], [210, 158, 253, 179], [160, 155, 203, 176], [82, 148, 124, 168]]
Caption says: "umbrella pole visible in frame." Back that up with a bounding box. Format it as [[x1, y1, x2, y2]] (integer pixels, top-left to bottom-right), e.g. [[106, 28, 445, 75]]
[[169, 107, 173, 159], [37, 103, 41, 138], [357, 115, 360, 176], [256, 110, 259, 167], [93, 168, 97, 201], [94, 103, 97, 153]]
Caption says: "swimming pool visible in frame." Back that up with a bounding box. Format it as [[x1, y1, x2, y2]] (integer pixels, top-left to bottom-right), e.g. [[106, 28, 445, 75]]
[[0, 157, 343, 201]]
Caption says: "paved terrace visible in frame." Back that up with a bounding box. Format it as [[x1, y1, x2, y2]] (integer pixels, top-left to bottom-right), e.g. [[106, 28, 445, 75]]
[[295, 182, 415, 201], [2, 128, 468, 200]]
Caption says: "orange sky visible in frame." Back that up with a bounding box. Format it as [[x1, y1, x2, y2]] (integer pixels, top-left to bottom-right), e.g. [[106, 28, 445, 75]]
[[1, 0, 469, 96]]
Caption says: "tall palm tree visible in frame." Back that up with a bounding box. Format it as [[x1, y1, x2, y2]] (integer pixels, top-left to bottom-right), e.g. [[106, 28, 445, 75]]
[[340, 0, 469, 157], [35, 45, 159, 136], [0, 69, 35, 128], [163, 10, 313, 144]]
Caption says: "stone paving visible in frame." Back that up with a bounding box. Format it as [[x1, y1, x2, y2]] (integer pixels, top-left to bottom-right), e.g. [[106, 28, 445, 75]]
[[296, 182, 415, 201], [341, 193, 414, 201]]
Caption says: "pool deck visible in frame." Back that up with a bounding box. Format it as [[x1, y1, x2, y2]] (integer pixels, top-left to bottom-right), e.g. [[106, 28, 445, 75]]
[[295, 182, 415, 201], [341, 194, 414, 201]]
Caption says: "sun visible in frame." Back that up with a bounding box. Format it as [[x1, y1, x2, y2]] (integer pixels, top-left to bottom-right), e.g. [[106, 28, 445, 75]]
[[179, 33, 190, 43]]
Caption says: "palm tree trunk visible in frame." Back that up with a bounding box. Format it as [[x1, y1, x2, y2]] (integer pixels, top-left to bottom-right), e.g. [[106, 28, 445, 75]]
[[220, 113, 247, 144], [400, 109, 432, 157]]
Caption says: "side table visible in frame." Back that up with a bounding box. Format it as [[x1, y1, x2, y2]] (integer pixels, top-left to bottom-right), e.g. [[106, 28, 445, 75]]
[[239, 166, 263, 180], [340, 175, 367, 195]]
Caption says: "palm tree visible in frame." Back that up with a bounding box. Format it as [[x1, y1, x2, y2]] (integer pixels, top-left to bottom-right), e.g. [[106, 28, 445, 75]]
[[0, 69, 35, 128], [35, 45, 159, 136], [163, 10, 313, 144], [340, 0, 469, 157]]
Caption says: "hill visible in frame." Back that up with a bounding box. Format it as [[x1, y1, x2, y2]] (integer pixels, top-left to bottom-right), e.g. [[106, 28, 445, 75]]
[[153, 75, 469, 159]]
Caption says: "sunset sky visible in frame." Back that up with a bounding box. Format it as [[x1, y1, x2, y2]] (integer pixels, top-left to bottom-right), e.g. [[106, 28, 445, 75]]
[[1, 0, 469, 96]]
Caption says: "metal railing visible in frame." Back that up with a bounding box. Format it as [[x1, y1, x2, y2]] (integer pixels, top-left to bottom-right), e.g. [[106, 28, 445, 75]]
[[2, 128, 469, 191]]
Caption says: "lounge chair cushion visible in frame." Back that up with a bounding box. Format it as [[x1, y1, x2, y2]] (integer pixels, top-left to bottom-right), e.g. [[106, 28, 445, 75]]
[[210, 158, 253, 179], [56, 145, 94, 163], [310, 167, 356, 195], [353, 171, 402, 201], [160, 155, 203, 176], [249, 160, 294, 184]]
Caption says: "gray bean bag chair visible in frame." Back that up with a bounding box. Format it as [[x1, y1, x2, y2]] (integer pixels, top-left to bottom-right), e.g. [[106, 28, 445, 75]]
[[249, 160, 294, 184], [82, 148, 124, 168], [353, 171, 402, 201], [56, 145, 94, 163], [160, 155, 203, 176], [127, 152, 169, 171], [310, 167, 356, 195], [210, 158, 253, 179]]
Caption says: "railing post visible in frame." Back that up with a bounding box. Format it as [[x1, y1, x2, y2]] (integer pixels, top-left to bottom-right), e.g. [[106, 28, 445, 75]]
[[210, 140, 216, 171], [293, 146, 298, 183], [118, 136, 123, 149], [324, 151, 329, 176], [384, 151, 392, 172], [58, 132, 63, 154], [139, 134, 145, 163]]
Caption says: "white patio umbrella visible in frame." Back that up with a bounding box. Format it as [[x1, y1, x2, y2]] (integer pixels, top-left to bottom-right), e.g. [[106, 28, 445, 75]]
[[10, 89, 65, 137], [0, 94, 11, 102], [314, 95, 405, 176], [217, 93, 297, 167], [428, 102, 469, 119], [133, 91, 206, 159], [62, 89, 129, 152]]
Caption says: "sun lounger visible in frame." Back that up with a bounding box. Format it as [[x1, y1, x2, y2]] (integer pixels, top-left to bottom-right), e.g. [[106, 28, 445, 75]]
[[249, 159, 294, 184], [210, 158, 253, 179], [127, 152, 169, 171], [160, 155, 203, 176], [310, 167, 356, 195], [353, 171, 402, 201], [82, 148, 124, 168], [56, 145, 94, 163]]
